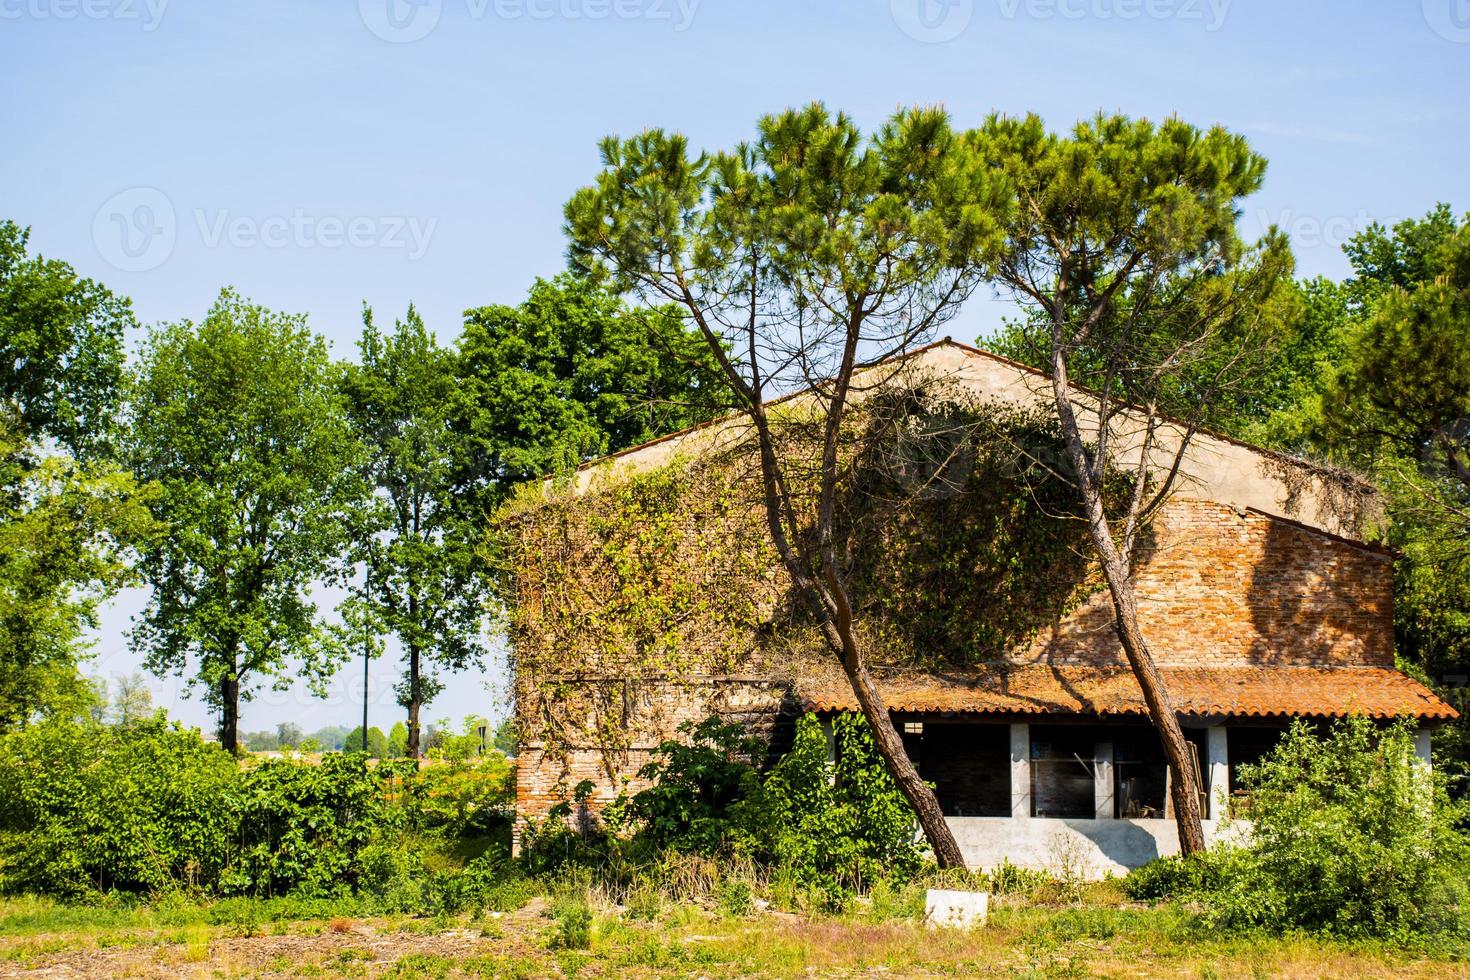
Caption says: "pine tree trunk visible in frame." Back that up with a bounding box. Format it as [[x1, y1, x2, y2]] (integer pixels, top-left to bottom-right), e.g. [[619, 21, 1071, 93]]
[[1100, 557, 1208, 855], [1045, 354, 1208, 856], [838, 639, 967, 868]]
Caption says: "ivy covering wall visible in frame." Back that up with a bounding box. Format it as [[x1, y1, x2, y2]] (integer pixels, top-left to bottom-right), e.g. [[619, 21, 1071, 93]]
[[496, 387, 1116, 761]]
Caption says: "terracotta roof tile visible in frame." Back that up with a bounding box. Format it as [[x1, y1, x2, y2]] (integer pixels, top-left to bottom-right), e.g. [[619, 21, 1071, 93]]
[[798, 664, 1458, 721]]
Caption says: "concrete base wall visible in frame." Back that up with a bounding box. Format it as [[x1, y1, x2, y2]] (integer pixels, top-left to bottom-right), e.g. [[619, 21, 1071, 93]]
[[948, 816, 1235, 878]]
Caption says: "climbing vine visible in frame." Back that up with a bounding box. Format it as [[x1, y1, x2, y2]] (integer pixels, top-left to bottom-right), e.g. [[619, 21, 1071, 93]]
[[494, 382, 1130, 759]]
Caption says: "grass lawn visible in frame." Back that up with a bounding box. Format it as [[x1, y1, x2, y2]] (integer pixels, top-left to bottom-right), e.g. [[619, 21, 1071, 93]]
[[0, 884, 1465, 979]]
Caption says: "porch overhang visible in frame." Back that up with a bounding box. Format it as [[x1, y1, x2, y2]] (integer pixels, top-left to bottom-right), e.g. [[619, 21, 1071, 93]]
[[797, 664, 1458, 722]]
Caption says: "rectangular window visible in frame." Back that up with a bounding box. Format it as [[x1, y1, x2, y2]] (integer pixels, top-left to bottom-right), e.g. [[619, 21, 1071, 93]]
[[912, 723, 1010, 817], [1113, 727, 1209, 818], [1113, 730, 1166, 818], [1227, 725, 1289, 796], [1030, 726, 1100, 818]]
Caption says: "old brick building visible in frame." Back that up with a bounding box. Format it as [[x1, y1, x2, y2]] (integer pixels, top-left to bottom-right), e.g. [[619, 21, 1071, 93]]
[[504, 341, 1458, 873]]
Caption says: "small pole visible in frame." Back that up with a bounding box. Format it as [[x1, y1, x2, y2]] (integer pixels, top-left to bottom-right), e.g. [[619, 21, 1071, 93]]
[[362, 616, 370, 757]]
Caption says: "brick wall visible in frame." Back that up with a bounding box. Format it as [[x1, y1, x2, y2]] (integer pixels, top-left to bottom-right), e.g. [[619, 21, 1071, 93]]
[[1013, 498, 1393, 669], [511, 495, 1393, 833]]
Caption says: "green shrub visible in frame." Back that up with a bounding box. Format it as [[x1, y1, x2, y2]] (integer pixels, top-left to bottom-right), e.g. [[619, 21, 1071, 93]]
[[630, 717, 767, 855], [764, 713, 925, 901], [548, 892, 592, 949], [405, 755, 514, 838], [1122, 854, 1221, 901], [0, 719, 239, 896], [220, 753, 412, 897], [1204, 718, 1470, 939]]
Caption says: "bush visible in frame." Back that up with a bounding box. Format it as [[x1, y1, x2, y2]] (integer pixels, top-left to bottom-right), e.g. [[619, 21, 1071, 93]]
[[220, 754, 413, 897], [0, 719, 239, 896], [764, 713, 926, 902], [0, 721, 520, 908], [1203, 718, 1470, 938], [630, 717, 766, 855], [405, 754, 514, 838], [1121, 854, 1221, 902]]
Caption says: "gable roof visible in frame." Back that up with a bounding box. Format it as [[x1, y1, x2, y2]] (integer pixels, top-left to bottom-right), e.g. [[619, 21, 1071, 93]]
[[569, 339, 1377, 543]]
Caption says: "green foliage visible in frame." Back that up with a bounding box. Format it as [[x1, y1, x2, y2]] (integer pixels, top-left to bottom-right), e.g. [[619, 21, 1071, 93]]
[[338, 306, 487, 756], [223, 754, 411, 897], [0, 220, 131, 459], [491, 717, 518, 756], [765, 714, 925, 904], [1121, 854, 1222, 902], [343, 725, 388, 757], [126, 289, 366, 751], [530, 713, 925, 908], [0, 435, 160, 731], [459, 275, 725, 505], [0, 721, 515, 908], [0, 719, 238, 896], [389, 721, 409, 758], [406, 753, 514, 838], [630, 717, 766, 855], [975, 110, 1295, 433], [1138, 719, 1470, 939], [839, 398, 1105, 664], [548, 890, 592, 949]]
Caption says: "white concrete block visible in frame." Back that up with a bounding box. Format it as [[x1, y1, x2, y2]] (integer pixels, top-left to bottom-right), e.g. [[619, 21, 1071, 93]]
[[924, 888, 988, 928]]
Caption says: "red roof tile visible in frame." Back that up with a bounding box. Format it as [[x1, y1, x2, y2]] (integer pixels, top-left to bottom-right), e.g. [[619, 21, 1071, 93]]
[[798, 664, 1458, 721]]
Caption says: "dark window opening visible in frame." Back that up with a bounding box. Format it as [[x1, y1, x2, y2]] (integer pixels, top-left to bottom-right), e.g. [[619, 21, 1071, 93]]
[[908, 722, 1010, 817], [1030, 726, 1101, 818], [1113, 730, 1166, 818], [1227, 725, 1289, 796], [1111, 727, 1208, 818]]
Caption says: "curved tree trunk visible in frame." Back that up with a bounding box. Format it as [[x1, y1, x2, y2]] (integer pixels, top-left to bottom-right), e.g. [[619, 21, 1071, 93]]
[[831, 619, 967, 868], [1046, 354, 1208, 856]]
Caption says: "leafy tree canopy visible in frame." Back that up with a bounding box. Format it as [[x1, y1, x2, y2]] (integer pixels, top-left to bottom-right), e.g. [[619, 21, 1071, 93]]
[[457, 273, 727, 509], [0, 220, 131, 458], [126, 289, 366, 752]]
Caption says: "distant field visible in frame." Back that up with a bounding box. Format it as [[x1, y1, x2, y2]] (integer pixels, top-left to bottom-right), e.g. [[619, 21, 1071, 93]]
[[1, 891, 1466, 979]]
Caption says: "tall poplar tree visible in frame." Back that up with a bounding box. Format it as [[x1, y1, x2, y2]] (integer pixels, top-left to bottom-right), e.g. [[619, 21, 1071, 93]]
[[340, 305, 485, 758]]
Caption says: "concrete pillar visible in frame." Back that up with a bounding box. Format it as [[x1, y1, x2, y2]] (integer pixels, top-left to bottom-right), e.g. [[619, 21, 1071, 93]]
[[1206, 725, 1229, 820], [1094, 741, 1114, 819], [1009, 723, 1030, 819], [1414, 728, 1432, 769]]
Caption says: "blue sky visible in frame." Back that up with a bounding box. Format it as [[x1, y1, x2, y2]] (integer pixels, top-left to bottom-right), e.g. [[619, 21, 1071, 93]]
[[2, 0, 1466, 735]]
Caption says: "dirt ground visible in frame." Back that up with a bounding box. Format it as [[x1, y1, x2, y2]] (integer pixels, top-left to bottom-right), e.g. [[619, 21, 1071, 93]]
[[4, 898, 1468, 979]]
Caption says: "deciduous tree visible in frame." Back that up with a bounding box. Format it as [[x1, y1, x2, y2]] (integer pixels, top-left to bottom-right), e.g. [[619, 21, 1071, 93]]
[[126, 290, 364, 753]]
